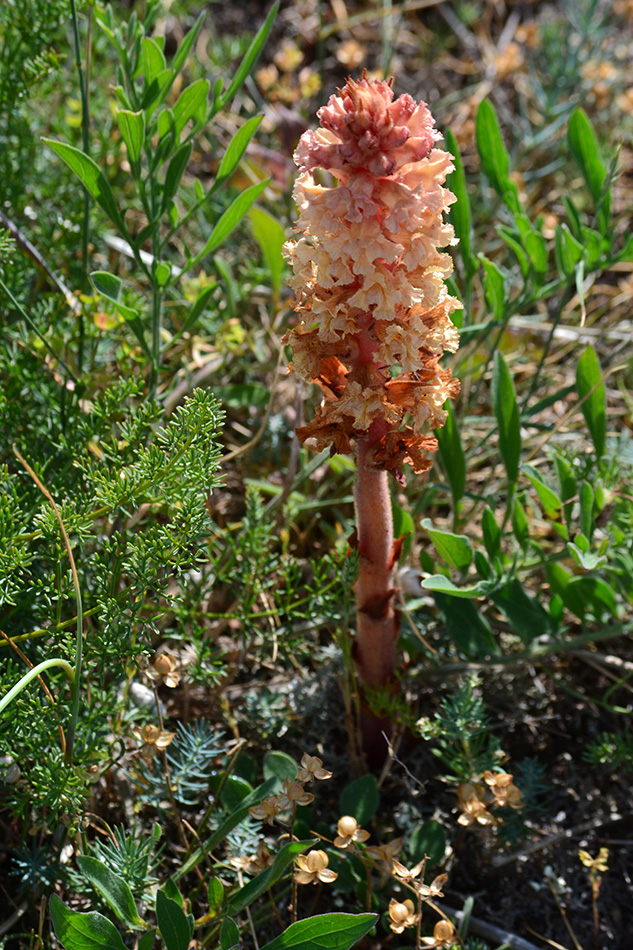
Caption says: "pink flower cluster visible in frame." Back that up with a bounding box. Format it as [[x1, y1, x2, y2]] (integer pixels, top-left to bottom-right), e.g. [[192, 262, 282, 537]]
[[284, 76, 460, 478]]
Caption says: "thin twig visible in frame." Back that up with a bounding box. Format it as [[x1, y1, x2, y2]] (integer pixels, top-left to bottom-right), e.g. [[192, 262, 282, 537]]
[[12, 446, 83, 765]]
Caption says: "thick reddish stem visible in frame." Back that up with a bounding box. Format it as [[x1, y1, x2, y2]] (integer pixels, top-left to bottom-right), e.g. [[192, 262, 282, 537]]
[[353, 437, 398, 689]]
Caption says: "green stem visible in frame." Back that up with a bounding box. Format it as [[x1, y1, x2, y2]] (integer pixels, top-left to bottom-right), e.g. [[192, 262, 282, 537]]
[[69, 0, 92, 373], [0, 277, 79, 386], [0, 659, 74, 716], [13, 448, 84, 765]]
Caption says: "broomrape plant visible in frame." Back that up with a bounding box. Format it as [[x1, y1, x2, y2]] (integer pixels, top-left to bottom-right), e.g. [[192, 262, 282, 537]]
[[284, 76, 460, 755]]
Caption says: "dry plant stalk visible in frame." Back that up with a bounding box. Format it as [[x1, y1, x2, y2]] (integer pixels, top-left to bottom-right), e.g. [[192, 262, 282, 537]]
[[284, 76, 460, 756]]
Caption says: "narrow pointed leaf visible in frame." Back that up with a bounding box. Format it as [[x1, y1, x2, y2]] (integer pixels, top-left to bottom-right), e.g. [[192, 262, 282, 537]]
[[173, 79, 210, 137], [170, 13, 205, 77], [475, 100, 520, 212], [142, 36, 166, 83], [249, 205, 285, 300], [492, 351, 521, 483], [162, 142, 193, 209], [218, 2, 279, 110], [190, 179, 269, 267], [436, 400, 466, 507], [77, 856, 144, 930], [445, 128, 475, 275], [576, 344, 606, 458], [43, 139, 125, 232], [214, 115, 263, 191], [117, 110, 145, 164]]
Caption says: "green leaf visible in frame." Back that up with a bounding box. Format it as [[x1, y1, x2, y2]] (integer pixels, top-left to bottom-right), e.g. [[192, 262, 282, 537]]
[[421, 575, 495, 598], [579, 480, 594, 540], [208, 878, 224, 917], [492, 351, 521, 483], [50, 896, 127, 950], [155, 890, 191, 950], [523, 464, 562, 521], [170, 13, 205, 77], [139, 932, 155, 950], [339, 774, 379, 825], [117, 110, 145, 164], [163, 142, 193, 210], [171, 283, 218, 343], [568, 542, 607, 571], [479, 256, 505, 321], [433, 593, 499, 659], [554, 224, 584, 276], [219, 917, 240, 950], [214, 115, 264, 191], [391, 500, 414, 561], [228, 839, 315, 915], [263, 750, 299, 786], [567, 575, 617, 620], [260, 913, 376, 950], [555, 454, 577, 530], [90, 271, 139, 322], [173, 78, 210, 137], [76, 856, 144, 931], [43, 139, 125, 233], [498, 226, 529, 277], [162, 878, 184, 908], [191, 180, 269, 267], [547, 562, 587, 619], [142, 36, 166, 83], [524, 229, 548, 276], [481, 507, 501, 560], [445, 128, 475, 276], [490, 579, 552, 641], [475, 100, 520, 213], [435, 401, 466, 508], [218, 2, 279, 110], [408, 820, 446, 867], [209, 773, 253, 812], [511, 496, 529, 548], [249, 205, 286, 302], [568, 109, 609, 213], [576, 344, 606, 458], [421, 519, 473, 571]]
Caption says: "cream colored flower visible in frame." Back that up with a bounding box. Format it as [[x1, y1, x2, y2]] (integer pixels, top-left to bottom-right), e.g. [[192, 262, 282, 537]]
[[365, 836, 402, 867], [421, 918, 456, 948], [392, 857, 425, 883], [276, 779, 314, 810], [484, 771, 524, 809], [418, 873, 448, 901], [132, 724, 175, 760], [333, 815, 370, 849], [249, 796, 281, 825], [294, 850, 338, 885], [231, 840, 275, 874], [457, 783, 496, 827], [145, 653, 180, 688], [388, 898, 419, 934], [296, 753, 332, 783]]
